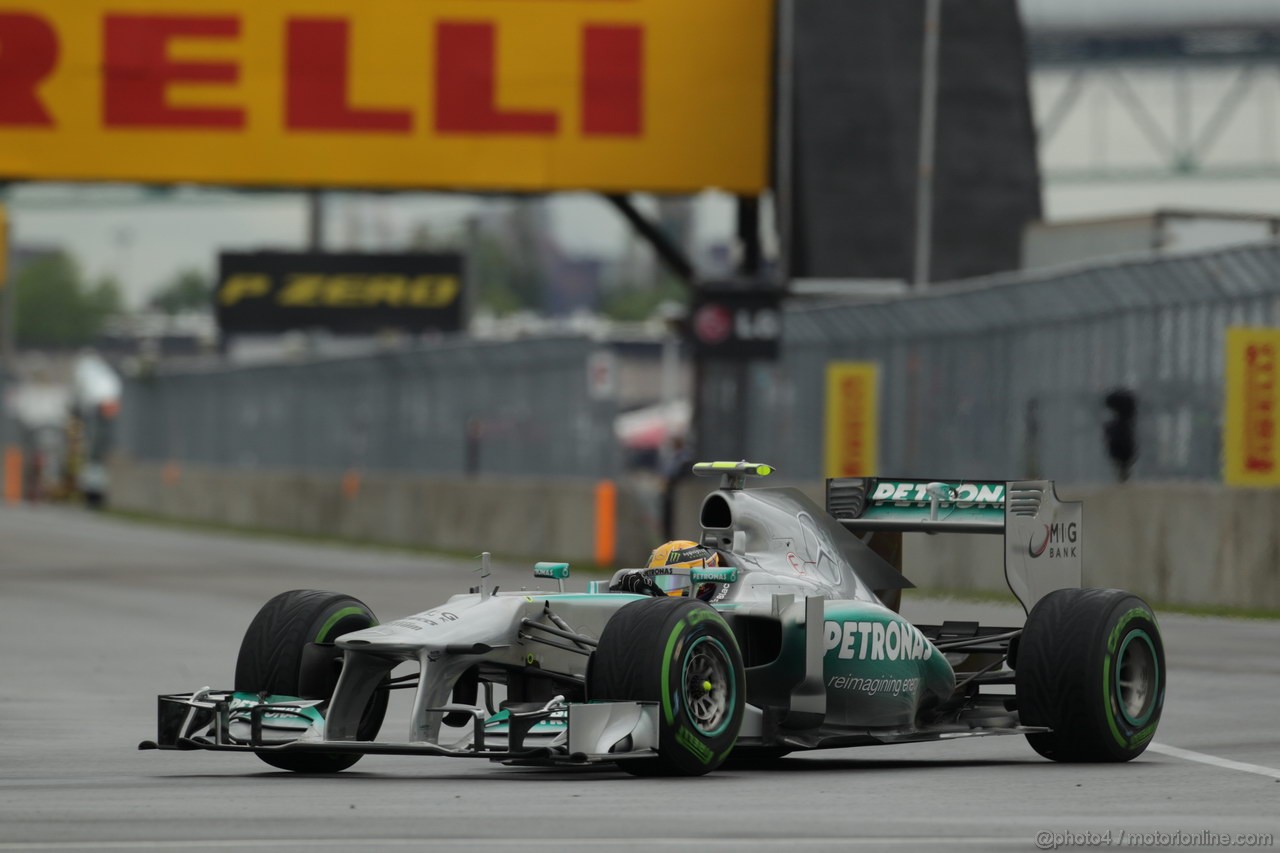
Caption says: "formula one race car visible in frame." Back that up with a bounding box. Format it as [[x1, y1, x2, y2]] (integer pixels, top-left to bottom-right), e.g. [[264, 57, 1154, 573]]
[[141, 462, 1166, 776]]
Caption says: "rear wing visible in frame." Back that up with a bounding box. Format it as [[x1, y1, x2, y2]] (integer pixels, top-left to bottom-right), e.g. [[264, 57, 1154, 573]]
[[826, 478, 1082, 612]]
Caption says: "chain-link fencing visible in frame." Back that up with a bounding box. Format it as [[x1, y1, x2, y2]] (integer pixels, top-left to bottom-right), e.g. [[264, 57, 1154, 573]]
[[701, 242, 1280, 482], [119, 336, 620, 478], [120, 243, 1280, 484]]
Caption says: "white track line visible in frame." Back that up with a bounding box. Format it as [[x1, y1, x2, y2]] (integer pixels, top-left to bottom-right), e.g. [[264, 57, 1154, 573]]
[[1149, 742, 1280, 779], [0, 840, 1026, 851]]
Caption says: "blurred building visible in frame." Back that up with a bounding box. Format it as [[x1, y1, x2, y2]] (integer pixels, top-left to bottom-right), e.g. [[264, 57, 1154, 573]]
[[8, 244, 63, 278], [96, 312, 216, 359], [1023, 209, 1280, 269], [1023, 0, 1280, 215], [786, 0, 1041, 284], [1020, 0, 1278, 36]]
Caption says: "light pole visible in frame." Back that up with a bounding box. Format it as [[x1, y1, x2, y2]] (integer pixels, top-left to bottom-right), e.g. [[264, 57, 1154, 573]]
[[657, 300, 686, 472], [775, 0, 796, 282], [0, 204, 11, 375], [306, 190, 324, 251], [912, 0, 942, 289]]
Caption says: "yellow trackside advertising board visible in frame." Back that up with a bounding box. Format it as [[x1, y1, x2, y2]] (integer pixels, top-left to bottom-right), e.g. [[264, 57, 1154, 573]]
[[1224, 327, 1280, 486], [825, 362, 879, 478], [0, 0, 772, 193]]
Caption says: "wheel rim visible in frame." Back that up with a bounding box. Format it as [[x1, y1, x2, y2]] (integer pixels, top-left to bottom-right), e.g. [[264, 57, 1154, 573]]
[[1115, 629, 1158, 726], [681, 636, 734, 737]]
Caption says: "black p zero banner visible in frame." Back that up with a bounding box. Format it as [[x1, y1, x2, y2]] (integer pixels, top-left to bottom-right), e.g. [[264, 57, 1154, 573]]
[[216, 252, 464, 335]]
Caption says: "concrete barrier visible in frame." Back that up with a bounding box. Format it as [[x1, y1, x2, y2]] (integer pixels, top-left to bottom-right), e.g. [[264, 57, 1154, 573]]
[[667, 477, 1280, 611], [895, 484, 1280, 610], [110, 458, 1279, 610], [109, 458, 660, 570]]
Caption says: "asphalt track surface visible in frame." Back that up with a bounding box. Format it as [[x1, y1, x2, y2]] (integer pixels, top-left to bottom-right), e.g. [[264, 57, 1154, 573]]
[[2, 505, 1278, 852]]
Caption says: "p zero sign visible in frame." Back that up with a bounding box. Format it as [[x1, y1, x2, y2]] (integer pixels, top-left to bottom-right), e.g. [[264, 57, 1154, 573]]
[[1224, 327, 1280, 486], [217, 251, 463, 335], [0, 1, 772, 193], [824, 362, 879, 478]]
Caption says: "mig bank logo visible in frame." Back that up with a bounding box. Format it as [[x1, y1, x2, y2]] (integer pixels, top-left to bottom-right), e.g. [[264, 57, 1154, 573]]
[[1028, 521, 1079, 559]]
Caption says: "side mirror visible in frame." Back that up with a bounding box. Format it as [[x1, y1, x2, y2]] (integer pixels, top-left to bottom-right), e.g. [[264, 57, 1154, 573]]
[[534, 561, 570, 592]]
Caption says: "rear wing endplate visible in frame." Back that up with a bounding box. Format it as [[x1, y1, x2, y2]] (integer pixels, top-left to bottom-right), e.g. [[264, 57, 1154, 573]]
[[826, 478, 1082, 613]]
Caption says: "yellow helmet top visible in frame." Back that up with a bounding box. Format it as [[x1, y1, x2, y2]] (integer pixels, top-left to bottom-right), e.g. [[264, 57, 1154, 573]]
[[641, 541, 723, 599], [647, 540, 718, 582]]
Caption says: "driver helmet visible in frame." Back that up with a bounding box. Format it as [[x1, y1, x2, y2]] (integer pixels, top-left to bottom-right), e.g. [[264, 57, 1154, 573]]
[[646, 540, 720, 600]]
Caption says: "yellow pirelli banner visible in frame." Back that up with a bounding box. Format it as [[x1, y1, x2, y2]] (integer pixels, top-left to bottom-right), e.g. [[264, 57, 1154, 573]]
[[825, 362, 879, 479], [1224, 327, 1280, 486], [0, 0, 772, 193]]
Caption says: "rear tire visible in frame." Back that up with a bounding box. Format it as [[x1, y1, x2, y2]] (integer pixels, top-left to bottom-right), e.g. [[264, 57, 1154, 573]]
[[1015, 588, 1165, 762], [235, 589, 387, 773], [588, 597, 745, 776]]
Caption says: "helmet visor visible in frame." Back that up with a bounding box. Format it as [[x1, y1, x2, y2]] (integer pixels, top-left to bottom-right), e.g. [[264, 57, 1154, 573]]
[[650, 570, 693, 597]]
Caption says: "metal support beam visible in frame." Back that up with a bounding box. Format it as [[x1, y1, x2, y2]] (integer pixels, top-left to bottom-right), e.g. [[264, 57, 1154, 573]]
[[1035, 59, 1280, 184], [0, 204, 12, 377], [774, 0, 797, 282], [306, 190, 325, 251], [603, 194, 695, 287], [736, 196, 763, 275]]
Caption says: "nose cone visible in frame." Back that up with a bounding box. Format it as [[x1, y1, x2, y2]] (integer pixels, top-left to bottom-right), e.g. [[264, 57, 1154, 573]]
[[336, 622, 423, 651], [336, 594, 525, 653]]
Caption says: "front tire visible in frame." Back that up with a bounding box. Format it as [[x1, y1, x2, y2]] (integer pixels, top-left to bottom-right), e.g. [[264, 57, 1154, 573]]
[[1015, 588, 1165, 762], [234, 589, 388, 773], [588, 597, 745, 776]]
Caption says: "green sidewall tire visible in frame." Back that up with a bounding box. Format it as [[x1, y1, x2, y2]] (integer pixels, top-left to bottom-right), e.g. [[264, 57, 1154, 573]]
[[588, 597, 745, 777], [1015, 588, 1166, 763], [234, 589, 388, 773]]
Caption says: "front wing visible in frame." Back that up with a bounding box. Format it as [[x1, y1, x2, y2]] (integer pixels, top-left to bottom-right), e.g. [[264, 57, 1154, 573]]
[[138, 689, 660, 766]]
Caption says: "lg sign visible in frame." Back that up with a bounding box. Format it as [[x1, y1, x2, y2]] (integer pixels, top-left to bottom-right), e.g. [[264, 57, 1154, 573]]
[[0, 14, 639, 136], [0, 1, 772, 192], [693, 304, 733, 346], [691, 287, 782, 360]]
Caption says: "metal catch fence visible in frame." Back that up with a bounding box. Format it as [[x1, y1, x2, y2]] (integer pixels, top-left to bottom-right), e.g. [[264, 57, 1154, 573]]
[[119, 336, 620, 478], [701, 242, 1280, 482]]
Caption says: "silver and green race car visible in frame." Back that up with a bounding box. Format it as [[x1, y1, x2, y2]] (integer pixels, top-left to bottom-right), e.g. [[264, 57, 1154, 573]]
[[141, 462, 1165, 776]]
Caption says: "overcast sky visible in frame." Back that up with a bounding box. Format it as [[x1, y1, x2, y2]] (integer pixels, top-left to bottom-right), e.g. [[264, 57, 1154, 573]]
[[1020, 0, 1280, 30], [6, 0, 1280, 305]]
